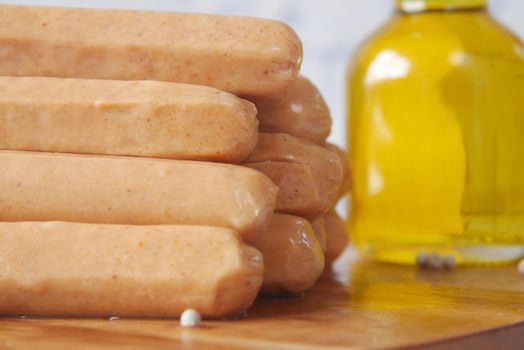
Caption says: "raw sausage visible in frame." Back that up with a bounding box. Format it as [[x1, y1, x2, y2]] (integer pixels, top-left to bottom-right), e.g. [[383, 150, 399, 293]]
[[0, 77, 257, 163], [323, 143, 352, 199], [244, 133, 343, 218], [247, 214, 324, 295], [324, 210, 349, 264], [0, 4, 302, 101], [257, 76, 331, 143], [0, 222, 263, 317], [0, 151, 277, 237]]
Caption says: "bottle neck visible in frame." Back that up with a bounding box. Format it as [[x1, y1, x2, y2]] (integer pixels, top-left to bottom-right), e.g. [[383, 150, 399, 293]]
[[396, 0, 487, 13]]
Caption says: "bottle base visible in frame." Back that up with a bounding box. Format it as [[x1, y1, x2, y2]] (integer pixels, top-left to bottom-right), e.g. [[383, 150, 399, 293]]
[[359, 243, 524, 266]]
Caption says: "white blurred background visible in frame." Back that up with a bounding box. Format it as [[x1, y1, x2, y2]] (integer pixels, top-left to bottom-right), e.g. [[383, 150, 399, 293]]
[[1, 0, 522, 149]]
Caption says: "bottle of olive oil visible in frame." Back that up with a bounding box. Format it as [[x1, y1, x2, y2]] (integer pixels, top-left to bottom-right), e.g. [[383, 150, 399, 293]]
[[347, 0, 524, 265]]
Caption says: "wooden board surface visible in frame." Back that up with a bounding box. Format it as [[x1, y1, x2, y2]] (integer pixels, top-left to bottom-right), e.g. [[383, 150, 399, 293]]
[[2, 250, 524, 349]]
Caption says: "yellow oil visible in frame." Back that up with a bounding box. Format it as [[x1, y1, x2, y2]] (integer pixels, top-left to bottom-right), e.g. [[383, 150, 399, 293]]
[[347, 1, 524, 265]]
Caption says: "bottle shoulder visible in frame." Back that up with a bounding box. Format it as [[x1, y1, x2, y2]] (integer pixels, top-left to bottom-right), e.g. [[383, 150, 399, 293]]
[[349, 11, 524, 75]]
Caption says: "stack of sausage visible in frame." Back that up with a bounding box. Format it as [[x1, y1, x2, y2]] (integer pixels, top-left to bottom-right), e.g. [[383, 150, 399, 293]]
[[0, 4, 349, 319]]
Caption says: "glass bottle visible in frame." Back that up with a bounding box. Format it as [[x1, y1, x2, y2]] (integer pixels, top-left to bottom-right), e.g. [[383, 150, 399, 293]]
[[347, 0, 524, 265]]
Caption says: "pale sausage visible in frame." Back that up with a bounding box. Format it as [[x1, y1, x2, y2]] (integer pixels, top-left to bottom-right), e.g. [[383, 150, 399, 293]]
[[247, 214, 324, 295], [244, 133, 343, 218], [0, 222, 263, 317], [323, 143, 352, 199], [0, 4, 302, 101], [257, 76, 331, 143], [324, 210, 349, 264], [0, 151, 277, 237], [0, 77, 257, 163]]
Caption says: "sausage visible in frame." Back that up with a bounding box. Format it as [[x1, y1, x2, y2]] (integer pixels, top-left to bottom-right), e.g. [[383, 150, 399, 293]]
[[310, 217, 327, 253], [0, 77, 258, 163], [247, 214, 324, 295], [243, 133, 343, 218], [257, 76, 331, 143], [245, 161, 319, 218], [0, 4, 302, 101], [0, 151, 277, 237], [0, 222, 263, 317], [323, 143, 352, 199], [324, 210, 349, 264]]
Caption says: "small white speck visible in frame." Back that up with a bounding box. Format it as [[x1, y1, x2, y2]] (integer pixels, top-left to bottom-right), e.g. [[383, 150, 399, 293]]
[[518, 259, 524, 275], [19, 315, 27, 319], [108, 316, 120, 321], [180, 309, 201, 327], [428, 253, 443, 269], [290, 103, 303, 114]]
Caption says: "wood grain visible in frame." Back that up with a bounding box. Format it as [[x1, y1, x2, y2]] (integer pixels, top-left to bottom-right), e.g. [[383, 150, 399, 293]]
[[2, 250, 524, 349]]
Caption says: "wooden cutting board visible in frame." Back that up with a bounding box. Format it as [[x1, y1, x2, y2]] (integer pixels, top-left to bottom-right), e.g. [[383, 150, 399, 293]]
[[2, 250, 524, 349]]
